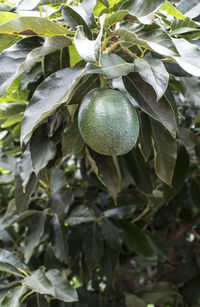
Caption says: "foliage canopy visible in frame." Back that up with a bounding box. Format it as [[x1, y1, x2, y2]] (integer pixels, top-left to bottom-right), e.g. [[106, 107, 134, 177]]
[[0, 0, 199, 306]]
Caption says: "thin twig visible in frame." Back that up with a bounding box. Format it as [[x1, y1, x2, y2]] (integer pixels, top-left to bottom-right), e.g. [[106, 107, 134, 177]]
[[132, 201, 151, 223]]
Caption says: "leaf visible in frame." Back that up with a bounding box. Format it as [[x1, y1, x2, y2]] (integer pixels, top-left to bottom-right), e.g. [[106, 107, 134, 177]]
[[0, 248, 26, 276], [46, 269, 78, 302], [30, 125, 56, 175], [85, 53, 135, 79], [125, 294, 146, 307], [0, 287, 27, 307], [83, 224, 103, 272], [61, 5, 92, 39], [0, 4, 12, 12], [86, 148, 120, 203], [177, 0, 200, 18], [114, 23, 178, 57], [103, 204, 139, 219], [105, 10, 128, 28], [50, 216, 68, 263], [24, 211, 47, 263], [15, 173, 37, 212], [136, 282, 180, 304], [0, 35, 71, 96], [65, 206, 96, 226], [121, 221, 155, 258], [123, 73, 177, 137], [62, 120, 85, 159], [151, 119, 177, 185], [180, 76, 200, 106], [144, 230, 169, 260], [74, 15, 104, 63], [0, 16, 69, 37], [21, 67, 84, 144], [102, 219, 123, 251], [0, 36, 44, 96], [172, 39, 200, 77], [120, 0, 164, 24], [139, 112, 152, 162], [0, 34, 20, 54], [0, 154, 16, 183], [134, 58, 169, 100], [0, 12, 20, 25], [22, 268, 53, 295], [161, 1, 186, 19], [123, 147, 153, 194], [19, 148, 34, 192], [163, 145, 189, 202], [181, 275, 200, 304]]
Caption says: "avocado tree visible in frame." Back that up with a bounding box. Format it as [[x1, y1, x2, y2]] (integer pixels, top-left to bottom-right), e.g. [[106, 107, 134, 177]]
[[0, 0, 200, 306]]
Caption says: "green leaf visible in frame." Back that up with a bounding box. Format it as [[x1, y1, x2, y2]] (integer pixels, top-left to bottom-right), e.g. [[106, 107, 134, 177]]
[[139, 112, 152, 162], [161, 1, 186, 19], [86, 148, 120, 203], [136, 282, 180, 304], [172, 39, 200, 76], [86, 53, 135, 79], [0, 287, 27, 307], [30, 125, 56, 175], [0, 34, 20, 54], [0, 102, 25, 119], [0, 36, 44, 96], [163, 145, 189, 202], [125, 294, 146, 307], [102, 219, 123, 251], [62, 120, 85, 159], [104, 10, 128, 28], [121, 221, 155, 258], [114, 23, 178, 57], [177, 0, 200, 18], [0, 248, 26, 276], [0, 154, 16, 183], [0, 12, 20, 25], [181, 275, 200, 304], [74, 15, 104, 63], [0, 35, 71, 96], [144, 230, 169, 260], [22, 268, 53, 295], [103, 204, 139, 219], [0, 16, 69, 36], [120, 0, 164, 24], [19, 148, 34, 192], [15, 173, 37, 212], [123, 147, 153, 194], [123, 73, 177, 137], [61, 5, 92, 39], [0, 4, 12, 12], [134, 58, 169, 100], [21, 67, 84, 144], [50, 216, 68, 263], [24, 211, 47, 263], [151, 119, 177, 185], [46, 269, 78, 302], [65, 206, 96, 226]]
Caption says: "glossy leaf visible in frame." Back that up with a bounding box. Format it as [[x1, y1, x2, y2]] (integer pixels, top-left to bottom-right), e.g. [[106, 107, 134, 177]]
[[22, 268, 53, 295], [74, 15, 104, 63], [62, 120, 84, 159], [0, 34, 20, 54], [125, 294, 146, 307], [102, 219, 123, 251], [0, 12, 20, 25], [151, 119, 177, 185], [114, 23, 178, 57], [21, 67, 84, 144], [19, 148, 34, 192], [0, 35, 71, 96], [24, 211, 47, 263], [120, 0, 164, 24], [177, 0, 200, 18], [123, 73, 177, 137], [139, 112, 152, 162], [0, 248, 26, 276], [172, 39, 200, 76], [86, 148, 120, 203], [50, 216, 68, 263], [0, 287, 27, 307], [19, 0, 66, 10], [86, 53, 135, 79], [0, 16, 69, 36], [65, 206, 96, 226], [134, 58, 169, 100], [161, 1, 185, 19], [15, 173, 37, 212]]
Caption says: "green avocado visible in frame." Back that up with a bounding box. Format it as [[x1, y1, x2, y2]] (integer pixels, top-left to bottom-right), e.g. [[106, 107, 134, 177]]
[[78, 88, 139, 156]]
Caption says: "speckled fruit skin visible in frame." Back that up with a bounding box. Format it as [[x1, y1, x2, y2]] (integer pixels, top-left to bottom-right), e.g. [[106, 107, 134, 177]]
[[78, 88, 139, 156]]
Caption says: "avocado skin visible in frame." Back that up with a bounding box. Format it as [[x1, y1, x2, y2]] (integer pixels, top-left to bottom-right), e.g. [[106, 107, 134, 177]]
[[78, 88, 139, 156]]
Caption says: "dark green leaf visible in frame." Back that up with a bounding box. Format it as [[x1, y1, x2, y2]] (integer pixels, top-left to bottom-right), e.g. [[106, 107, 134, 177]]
[[125, 294, 146, 307], [0, 287, 27, 307], [104, 204, 139, 219], [21, 67, 84, 144], [120, 0, 164, 24], [50, 216, 68, 263], [151, 119, 177, 185], [123, 147, 153, 194], [139, 112, 152, 162], [15, 173, 37, 212], [62, 120, 84, 159], [24, 211, 47, 263], [134, 58, 169, 100], [123, 73, 177, 137], [0, 248, 26, 276], [65, 206, 96, 226], [102, 219, 123, 251]]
